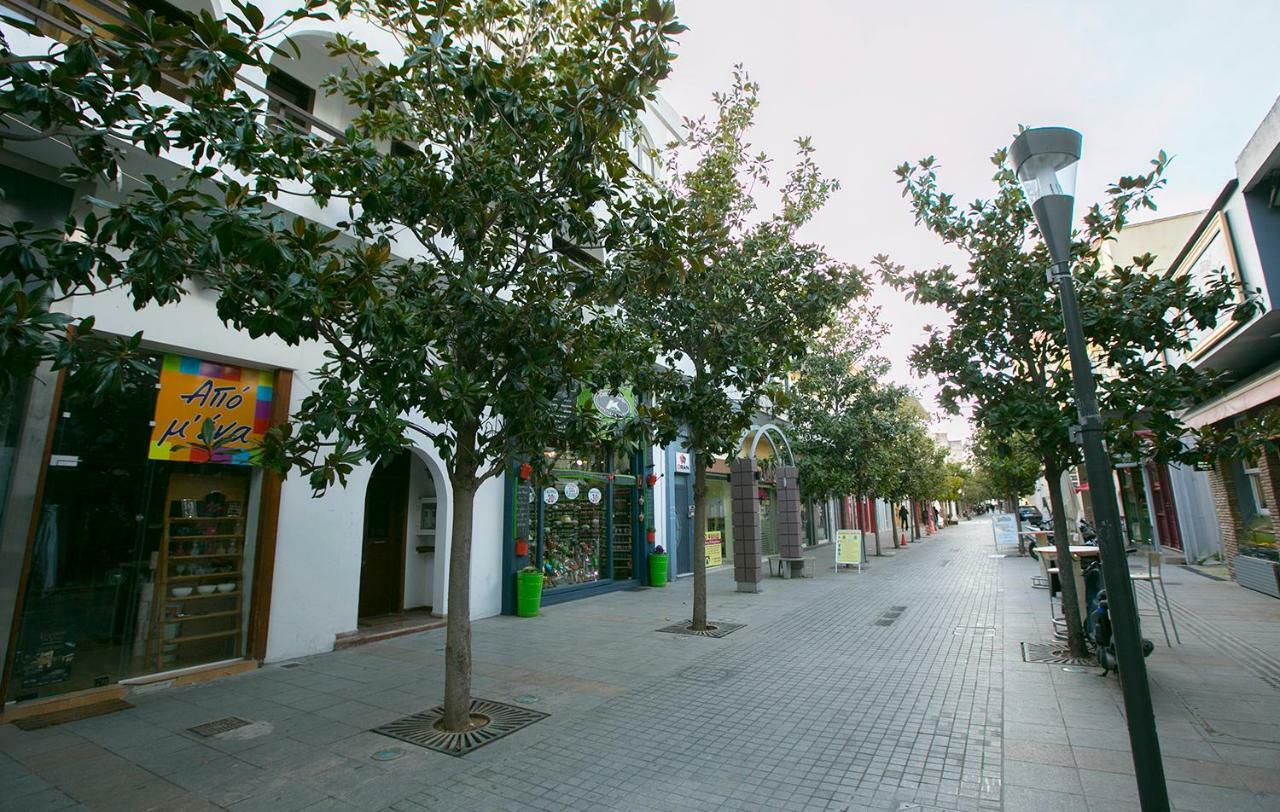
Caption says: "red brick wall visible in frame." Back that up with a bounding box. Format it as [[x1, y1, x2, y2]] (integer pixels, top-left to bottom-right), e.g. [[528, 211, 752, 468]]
[[1208, 458, 1245, 578]]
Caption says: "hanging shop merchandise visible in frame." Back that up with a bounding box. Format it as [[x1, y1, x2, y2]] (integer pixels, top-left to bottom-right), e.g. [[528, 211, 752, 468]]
[[505, 445, 648, 610], [3, 354, 276, 703]]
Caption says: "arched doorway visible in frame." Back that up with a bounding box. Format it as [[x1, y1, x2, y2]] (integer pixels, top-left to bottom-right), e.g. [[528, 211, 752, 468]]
[[358, 452, 409, 618]]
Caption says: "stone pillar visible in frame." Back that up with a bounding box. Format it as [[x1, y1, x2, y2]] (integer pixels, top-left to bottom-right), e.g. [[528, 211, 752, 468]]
[[1208, 458, 1246, 579], [731, 458, 763, 593], [776, 465, 802, 558]]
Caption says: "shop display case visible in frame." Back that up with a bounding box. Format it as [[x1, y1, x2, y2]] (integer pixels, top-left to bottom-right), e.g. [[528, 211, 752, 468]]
[[147, 472, 248, 670]]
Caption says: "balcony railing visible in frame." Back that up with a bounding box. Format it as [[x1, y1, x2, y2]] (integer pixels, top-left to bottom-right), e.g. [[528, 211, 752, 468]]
[[1, 0, 345, 140]]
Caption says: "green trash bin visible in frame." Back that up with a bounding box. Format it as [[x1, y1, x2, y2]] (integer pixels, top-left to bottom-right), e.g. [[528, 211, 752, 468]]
[[516, 570, 543, 617], [649, 553, 669, 587]]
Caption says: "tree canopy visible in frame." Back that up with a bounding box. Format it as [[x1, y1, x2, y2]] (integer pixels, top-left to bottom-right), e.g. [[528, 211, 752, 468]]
[[622, 69, 861, 629]]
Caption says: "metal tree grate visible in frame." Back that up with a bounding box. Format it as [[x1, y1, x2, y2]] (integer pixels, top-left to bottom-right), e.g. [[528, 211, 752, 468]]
[[655, 621, 745, 638], [874, 606, 907, 627], [1021, 641, 1096, 666], [188, 717, 253, 737], [374, 698, 548, 757]]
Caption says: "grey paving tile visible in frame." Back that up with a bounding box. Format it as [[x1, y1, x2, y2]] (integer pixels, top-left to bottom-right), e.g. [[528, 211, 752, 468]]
[[1000, 785, 1081, 812]]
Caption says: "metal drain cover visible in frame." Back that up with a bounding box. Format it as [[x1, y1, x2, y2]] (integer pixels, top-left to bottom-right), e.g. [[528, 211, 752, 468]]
[[373, 698, 548, 757], [188, 717, 252, 737], [655, 621, 744, 638]]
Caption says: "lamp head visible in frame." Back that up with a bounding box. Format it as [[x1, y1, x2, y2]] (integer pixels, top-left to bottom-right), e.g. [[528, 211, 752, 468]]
[[1009, 127, 1082, 268]]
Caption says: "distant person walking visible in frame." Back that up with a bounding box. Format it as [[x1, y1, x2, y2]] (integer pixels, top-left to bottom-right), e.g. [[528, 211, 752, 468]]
[[898, 504, 909, 533]]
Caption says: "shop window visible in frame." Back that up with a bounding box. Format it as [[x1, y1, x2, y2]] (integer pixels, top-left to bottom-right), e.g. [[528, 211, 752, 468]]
[[758, 485, 777, 557], [536, 445, 639, 590], [811, 500, 829, 545], [1244, 456, 1270, 516], [6, 353, 270, 702], [705, 476, 733, 566], [0, 381, 29, 529]]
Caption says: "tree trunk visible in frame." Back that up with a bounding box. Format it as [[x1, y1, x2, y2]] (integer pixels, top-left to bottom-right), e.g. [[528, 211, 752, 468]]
[[442, 467, 477, 731], [691, 459, 708, 631], [1045, 460, 1088, 658], [1010, 491, 1023, 554]]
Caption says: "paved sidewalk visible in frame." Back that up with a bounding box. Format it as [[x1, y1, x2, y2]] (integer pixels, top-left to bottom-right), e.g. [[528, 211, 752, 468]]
[[1002, 539, 1280, 812], [1, 520, 1277, 811]]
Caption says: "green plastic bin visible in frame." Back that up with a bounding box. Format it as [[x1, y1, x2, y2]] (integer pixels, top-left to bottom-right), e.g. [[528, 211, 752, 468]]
[[649, 553, 669, 587], [516, 570, 544, 617]]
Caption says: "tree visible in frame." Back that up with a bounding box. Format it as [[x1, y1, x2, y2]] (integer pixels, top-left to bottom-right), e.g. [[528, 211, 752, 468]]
[[872, 395, 934, 545], [791, 306, 895, 502], [967, 426, 1041, 511], [623, 70, 861, 631], [4, 0, 684, 732], [880, 143, 1251, 658]]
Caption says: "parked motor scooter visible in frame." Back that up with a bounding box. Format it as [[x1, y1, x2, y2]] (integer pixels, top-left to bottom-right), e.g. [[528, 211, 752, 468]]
[[1082, 559, 1154, 675]]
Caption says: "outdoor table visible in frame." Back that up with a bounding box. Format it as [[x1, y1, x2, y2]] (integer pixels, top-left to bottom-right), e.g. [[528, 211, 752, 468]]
[[1033, 545, 1099, 558], [1034, 546, 1096, 631]]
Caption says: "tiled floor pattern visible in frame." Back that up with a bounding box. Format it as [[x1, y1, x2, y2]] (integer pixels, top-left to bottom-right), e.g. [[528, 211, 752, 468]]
[[2, 520, 1279, 811]]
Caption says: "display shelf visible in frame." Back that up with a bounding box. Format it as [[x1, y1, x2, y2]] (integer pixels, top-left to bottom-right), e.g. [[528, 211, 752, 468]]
[[169, 610, 240, 622], [169, 630, 239, 644], [167, 516, 243, 523], [149, 472, 248, 670], [163, 591, 238, 601], [166, 534, 243, 540], [165, 573, 243, 582]]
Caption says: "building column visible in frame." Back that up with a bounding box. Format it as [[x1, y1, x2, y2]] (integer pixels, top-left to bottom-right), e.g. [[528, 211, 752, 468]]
[[730, 458, 762, 593], [776, 465, 802, 558], [1208, 458, 1247, 578]]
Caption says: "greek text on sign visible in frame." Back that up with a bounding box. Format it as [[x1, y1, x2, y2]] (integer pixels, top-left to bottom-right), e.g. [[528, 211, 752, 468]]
[[149, 355, 273, 465]]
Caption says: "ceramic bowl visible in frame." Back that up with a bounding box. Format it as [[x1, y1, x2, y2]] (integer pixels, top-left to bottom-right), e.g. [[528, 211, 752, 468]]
[[216, 582, 236, 593], [171, 586, 193, 598], [196, 584, 218, 595]]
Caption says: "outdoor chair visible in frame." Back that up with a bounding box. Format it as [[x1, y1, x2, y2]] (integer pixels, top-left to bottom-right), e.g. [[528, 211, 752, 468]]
[[1130, 551, 1180, 647]]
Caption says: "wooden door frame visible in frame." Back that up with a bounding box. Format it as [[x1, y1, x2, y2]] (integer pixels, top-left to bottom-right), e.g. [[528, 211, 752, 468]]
[[246, 368, 292, 661]]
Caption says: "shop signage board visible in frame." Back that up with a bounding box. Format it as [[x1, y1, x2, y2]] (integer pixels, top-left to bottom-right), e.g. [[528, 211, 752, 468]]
[[149, 354, 274, 465], [835, 529, 862, 572], [705, 530, 723, 567], [675, 452, 691, 473], [992, 513, 1019, 549]]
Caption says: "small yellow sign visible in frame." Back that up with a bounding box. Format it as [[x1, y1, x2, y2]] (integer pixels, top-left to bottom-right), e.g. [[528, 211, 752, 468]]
[[705, 530, 723, 567], [836, 529, 863, 567]]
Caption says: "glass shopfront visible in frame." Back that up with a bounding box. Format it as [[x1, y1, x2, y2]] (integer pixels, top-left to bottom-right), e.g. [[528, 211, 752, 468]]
[[705, 476, 733, 566], [532, 447, 640, 593], [5, 353, 272, 702], [759, 484, 778, 557]]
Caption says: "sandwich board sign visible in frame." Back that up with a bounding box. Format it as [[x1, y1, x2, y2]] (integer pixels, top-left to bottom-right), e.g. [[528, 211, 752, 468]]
[[992, 513, 1019, 550], [835, 529, 863, 572]]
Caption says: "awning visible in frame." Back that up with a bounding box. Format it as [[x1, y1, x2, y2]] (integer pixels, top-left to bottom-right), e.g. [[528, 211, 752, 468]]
[[1182, 362, 1280, 429]]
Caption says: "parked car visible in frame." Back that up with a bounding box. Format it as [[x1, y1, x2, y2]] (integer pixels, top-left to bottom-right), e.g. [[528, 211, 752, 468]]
[[1017, 505, 1045, 526]]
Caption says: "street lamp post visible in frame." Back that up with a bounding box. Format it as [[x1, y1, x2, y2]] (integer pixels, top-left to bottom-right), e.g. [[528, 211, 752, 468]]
[[1009, 127, 1170, 812]]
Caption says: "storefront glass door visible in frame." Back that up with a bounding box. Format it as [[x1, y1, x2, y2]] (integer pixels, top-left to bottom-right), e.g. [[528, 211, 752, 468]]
[[5, 355, 265, 702], [536, 448, 639, 592]]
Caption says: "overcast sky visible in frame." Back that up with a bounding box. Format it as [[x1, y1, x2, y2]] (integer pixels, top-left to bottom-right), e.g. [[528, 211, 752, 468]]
[[660, 0, 1280, 441]]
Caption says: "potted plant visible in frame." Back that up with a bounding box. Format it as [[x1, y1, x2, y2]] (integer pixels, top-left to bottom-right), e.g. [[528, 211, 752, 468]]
[[649, 545, 669, 587], [516, 565, 544, 617]]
